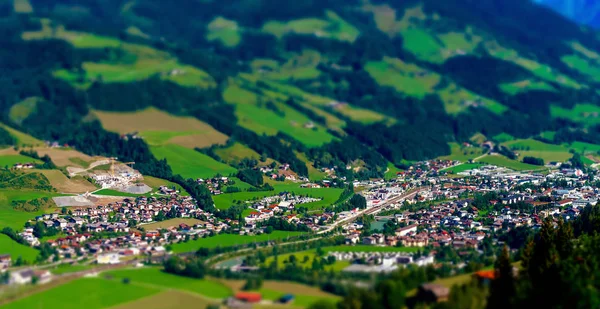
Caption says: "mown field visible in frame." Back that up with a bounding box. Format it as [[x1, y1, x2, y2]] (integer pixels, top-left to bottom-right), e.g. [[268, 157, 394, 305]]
[[206, 16, 241, 47], [0, 233, 38, 263], [93, 107, 228, 149], [139, 176, 189, 195], [437, 143, 484, 162], [0, 154, 41, 168], [26, 169, 97, 194], [150, 144, 237, 179], [214, 142, 261, 163], [365, 57, 440, 98], [475, 155, 544, 171], [501, 138, 573, 163], [212, 183, 343, 210], [262, 10, 359, 42], [0, 189, 61, 230], [170, 231, 304, 253], [499, 79, 554, 95], [550, 103, 600, 126], [223, 84, 336, 147], [0, 123, 42, 147]]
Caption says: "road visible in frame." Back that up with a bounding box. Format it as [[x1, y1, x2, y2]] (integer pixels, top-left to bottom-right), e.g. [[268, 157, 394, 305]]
[[316, 187, 424, 235]]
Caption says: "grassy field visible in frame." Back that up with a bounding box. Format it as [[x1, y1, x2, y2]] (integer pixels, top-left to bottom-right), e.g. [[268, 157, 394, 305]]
[[13, 0, 33, 13], [212, 183, 342, 210], [224, 85, 336, 147], [111, 290, 215, 309], [253, 51, 322, 82], [475, 155, 544, 171], [297, 152, 327, 181], [0, 124, 42, 147], [0, 190, 61, 230], [565, 141, 600, 153], [170, 231, 304, 253], [206, 16, 241, 47], [49, 263, 98, 275], [499, 79, 555, 95], [400, 28, 443, 63], [438, 83, 506, 115], [262, 10, 359, 42], [1, 277, 159, 309], [493, 133, 515, 143], [264, 249, 350, 272], [106, 267, 232, 299], [501, 139, 572, 163], [384, 162, 403, 180], [93, 107, 228, 149], [550, 103, 600, 126], [140, 176, 188, 195], [0, 154, 41, 168], [34, 147, 100, 168], [8, 97, 39, 126], [26, 169, 96, 194], [140, 218, 204, 230], [0, 233, 38, 262], [442, 163, 485, 174], [365, 57, 440, 98], [562, 54, 600, 82], [214, 142, 261, 163], [23, 21, 215, 89], [438, 143, 484, 162], [150, 144, 237, 179]]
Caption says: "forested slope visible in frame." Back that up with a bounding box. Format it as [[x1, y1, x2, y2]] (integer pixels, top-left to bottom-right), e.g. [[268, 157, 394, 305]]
[[2, 0, 600, 184]]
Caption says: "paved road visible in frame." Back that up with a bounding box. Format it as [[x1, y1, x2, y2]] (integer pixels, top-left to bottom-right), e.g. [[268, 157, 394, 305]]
[[316, 187, 424, 235]]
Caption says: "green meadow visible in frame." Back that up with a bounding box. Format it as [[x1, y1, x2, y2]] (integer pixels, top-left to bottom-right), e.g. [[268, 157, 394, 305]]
[[0, 189, 60, 230], [493, 133, 515, 143], [214, 142, 261, 163], [0, 154, 42, 168], [562, 54, 600, 82], [262, 10, 359, 42], [438, 143, 484, 162], [400, 28, 443, 63], [170, 231, 304, 253], [0, 233, 38, 263], [212, 183, 343, 210], [1, 277, 158, 309], [476, 155, 543, 171], [499, 80, 555, 95], [206, 17, 241, 47], [550, 103, 600, 126], [223, 84, 336, 147], [365, 57, 440, 98], [501, 139, 572, 163], [566, 141, 600, 153], [150, 144, 237, 179], [106, 267, 232, 299], [0, 123, 43, 146], [442, 163, 485, 174]]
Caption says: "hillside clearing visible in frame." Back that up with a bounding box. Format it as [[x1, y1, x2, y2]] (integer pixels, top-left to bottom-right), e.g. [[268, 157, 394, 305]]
[[0, 233, 38, 263], [25, 169, 97, 193], [150, 144, 237, 179], [170, 231, 304, 253]]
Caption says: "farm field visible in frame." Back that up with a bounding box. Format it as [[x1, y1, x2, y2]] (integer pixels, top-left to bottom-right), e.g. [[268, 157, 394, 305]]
[[565, 141, 600, 153], [0, 190, 62, 230], [550, 103, 600, 126], [23, 20, 216, 89], [562, 54, 600, 82], [0, 123, 42, 146], [499, 79, 555, 95], [140, 218, 205, 230], [206, 17, 241, 47], [253, 50, 322, 81], [214, 142, 261, 163], [0, 154, 41, 168], [106, 267, 232, 299], [0, 277, 158, 309], [438, 83, 507, 115], [0, 233, 38, 263], [34, 147, 100, 168], [263, 249, 351, 272], [26, 169, 97, 194], [442, 163, 485, 174], [501, 139, 569, 152], [475, 155, 543, 171], [93, 189, 149, 197], [365, 58, 440, 98], [493, 133, 515, 143], [296, 152, 327, 181], [49, 263, 98, 275], [170, 231, 304, 253], [93, 108, 228, 149], [150, 144, 237, 179], [8, 97, 39, 126], [212, 183, 343, 210], [224, 85, 336, 147], [111, 290, 215, 309], [139, 176, 189, 195], [262, 10, 359, 42], [400, 28, 443, 63], [438, 143, 484, 162]]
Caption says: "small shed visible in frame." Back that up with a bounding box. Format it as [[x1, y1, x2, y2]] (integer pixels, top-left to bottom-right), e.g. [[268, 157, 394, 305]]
[[235, 292, 262, 303]]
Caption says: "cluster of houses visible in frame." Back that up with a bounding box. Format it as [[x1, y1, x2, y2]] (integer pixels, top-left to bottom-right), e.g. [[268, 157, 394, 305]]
[[197, 176, 235, 195], [12, 162, 35, 169], [244, 193, 322, 223]]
